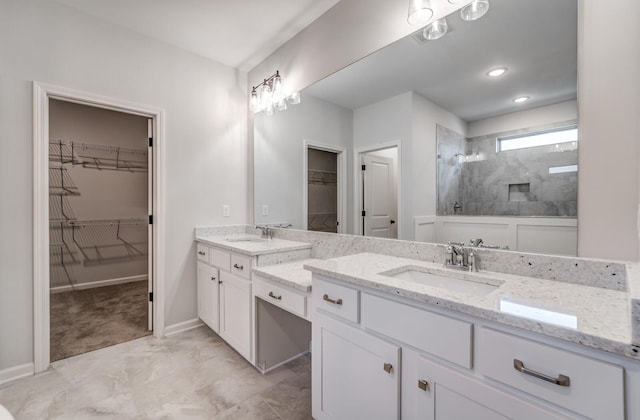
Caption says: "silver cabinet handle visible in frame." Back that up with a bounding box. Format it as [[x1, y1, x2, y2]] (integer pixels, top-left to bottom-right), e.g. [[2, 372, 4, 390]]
[[513, 359, 570, 387], [198, 251, 206, 255], [383, 363, 393, 373], [418, 379, 429, 391], [268, 291, 282, 300], [322, 294, 343, 306], [233, 263, 244, 270], [210, 276, 217, 282], [218, 280, 223, 284]]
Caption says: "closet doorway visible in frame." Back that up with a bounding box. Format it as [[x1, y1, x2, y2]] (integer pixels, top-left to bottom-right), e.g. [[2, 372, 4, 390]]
[[48, 99, 153, 361], [303, 142, 346, 234]]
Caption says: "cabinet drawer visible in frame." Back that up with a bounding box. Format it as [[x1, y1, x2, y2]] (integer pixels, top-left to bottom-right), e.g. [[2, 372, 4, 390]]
[[361, 293, 473, 369], [231, 253, 252, 279], [476, 328, 623, 420], [210, 248, 231, 271], [196, 244, 209, 262], [313, 277, 359, 323], [254, 278, 307, 318]]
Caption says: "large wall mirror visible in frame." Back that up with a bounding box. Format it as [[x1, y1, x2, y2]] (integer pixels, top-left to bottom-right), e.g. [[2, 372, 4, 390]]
[[254, 0, 578, 255]]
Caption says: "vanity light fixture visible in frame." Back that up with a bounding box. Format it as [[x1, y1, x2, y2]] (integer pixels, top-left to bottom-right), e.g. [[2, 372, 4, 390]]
[[423, 18, 449, 40], [250, 70, 300, 115], [460, 0, 490, 21], [512, 96, 529, 103], [487, 67, 507, 77], [408, 0, 434, 26]]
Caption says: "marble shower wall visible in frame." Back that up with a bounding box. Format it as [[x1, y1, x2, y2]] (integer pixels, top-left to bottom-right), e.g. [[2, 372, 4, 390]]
[[436, 125, 465, 215], [437, 122, 578, 217]]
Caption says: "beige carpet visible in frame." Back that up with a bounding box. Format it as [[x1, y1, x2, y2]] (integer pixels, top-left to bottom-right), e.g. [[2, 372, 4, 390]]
[[50, 280, 151, 361]]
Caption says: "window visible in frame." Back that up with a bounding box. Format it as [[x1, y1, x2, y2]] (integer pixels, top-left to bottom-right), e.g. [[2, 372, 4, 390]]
[[497, 125, 578, 152]]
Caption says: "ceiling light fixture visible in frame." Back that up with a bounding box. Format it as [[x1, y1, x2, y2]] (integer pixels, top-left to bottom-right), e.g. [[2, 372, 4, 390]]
[[487, 67, 507, 77], [250, 70, 300, 115], [460, 0, 490, 21], [423, 18, 449, 41], [513, 96, 529, 103], [408, 0, 434, 26]]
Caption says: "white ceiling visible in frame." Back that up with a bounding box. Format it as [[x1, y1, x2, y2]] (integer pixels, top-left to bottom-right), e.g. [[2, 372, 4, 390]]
[[305, 0, 578, 122], [49, 0, 341, 71]]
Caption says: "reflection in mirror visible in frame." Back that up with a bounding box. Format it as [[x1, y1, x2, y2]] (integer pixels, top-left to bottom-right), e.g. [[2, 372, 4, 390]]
[[254, 0, 578, 255]]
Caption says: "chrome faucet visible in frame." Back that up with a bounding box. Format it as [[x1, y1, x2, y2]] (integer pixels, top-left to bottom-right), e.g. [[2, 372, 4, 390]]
[[444, 242, 478, 272], [470, 238, 483, 247], [256, 225, 273, 239]]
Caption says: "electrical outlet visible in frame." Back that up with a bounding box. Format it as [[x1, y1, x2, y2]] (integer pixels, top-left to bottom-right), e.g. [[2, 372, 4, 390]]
[[262, 205, 269, 216], [223, 205, 230, 217]]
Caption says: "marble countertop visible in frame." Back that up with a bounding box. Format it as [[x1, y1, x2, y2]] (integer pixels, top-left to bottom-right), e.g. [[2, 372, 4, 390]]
[[195, 233, 311, 256], [252, 258, 319, 293], [304, 253, 640, 360]]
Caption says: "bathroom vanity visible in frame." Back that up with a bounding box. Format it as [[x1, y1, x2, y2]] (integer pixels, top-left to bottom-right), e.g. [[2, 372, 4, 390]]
[[195, 226, 640, 419], [305, 253, 640, 420]]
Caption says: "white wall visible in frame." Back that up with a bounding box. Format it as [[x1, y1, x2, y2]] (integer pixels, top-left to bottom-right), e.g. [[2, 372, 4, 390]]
[[578, 0, 640, 261], [249, 0, 640, 261], [254, 93, 352, 230], [0, 0, 247, 372], [353, 92, 411, 238], [467, 100, 578, 138]]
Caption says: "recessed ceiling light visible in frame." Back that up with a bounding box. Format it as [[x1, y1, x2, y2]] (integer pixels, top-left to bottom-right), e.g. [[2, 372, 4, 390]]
[[487, 68, 507, 77], [513, 96, 529, 103], [448, 0, 459, 3]]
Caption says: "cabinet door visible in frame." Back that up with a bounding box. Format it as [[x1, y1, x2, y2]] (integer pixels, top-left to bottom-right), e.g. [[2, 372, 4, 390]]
[[197, 261, 219, 332], [416, 357, 569, 420], [312, 313, 400, 420], [220, 271, 252, 362]]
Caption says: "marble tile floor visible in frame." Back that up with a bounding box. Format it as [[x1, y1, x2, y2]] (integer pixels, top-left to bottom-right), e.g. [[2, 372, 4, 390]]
[[0, 326, 312, 419]]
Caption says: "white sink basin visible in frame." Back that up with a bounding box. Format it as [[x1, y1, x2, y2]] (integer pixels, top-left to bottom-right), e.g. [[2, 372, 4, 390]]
[[225, 236, 267, 243], [382, 266, 501, 297]]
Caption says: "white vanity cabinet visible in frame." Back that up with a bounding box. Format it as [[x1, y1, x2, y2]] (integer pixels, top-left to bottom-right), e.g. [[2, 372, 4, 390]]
[[312, 274, 636, 420], [313, 312, 401, 420], [196, 261, 220, 332], [196, 243, 254, 363]]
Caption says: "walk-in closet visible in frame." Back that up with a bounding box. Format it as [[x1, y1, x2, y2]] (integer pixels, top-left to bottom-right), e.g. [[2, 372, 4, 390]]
[[48, 99, 152, 361]]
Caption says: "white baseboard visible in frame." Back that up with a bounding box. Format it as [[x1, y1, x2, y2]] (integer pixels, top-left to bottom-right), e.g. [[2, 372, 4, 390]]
[[164, 318, 204, 336], [50, 275, 148, 294], [0, 362, 34, 386]]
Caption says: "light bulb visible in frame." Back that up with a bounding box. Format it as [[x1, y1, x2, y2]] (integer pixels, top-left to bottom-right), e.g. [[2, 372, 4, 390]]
[[287, 91, 301, 105], [460, 0, 489, 21], [513, 96, 529, 103], [272, 72, 284, 103], [487, 67, 507, 77], [408, 0, 433, 26], [260, 82, 272, 111], [249, 88, 260, 113], [423, 18, 448, 41]]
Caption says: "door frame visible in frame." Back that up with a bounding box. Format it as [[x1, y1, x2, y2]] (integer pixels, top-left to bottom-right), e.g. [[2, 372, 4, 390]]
[[33, 82, 166, 373], [302, 139, 347, 234], [353, 141, 402, 237]]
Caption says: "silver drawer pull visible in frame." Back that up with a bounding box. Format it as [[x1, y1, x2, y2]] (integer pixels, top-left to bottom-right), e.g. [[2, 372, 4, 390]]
[[233, 263, 244, 270], [383, 363, 393, 373], [268, 291, 282, 300], [210, 276, 217, 281], [418, 379, 429, 391], [198, 251, 206, 255], [322, 294, 343, 306], [513, 359, 570, 387]]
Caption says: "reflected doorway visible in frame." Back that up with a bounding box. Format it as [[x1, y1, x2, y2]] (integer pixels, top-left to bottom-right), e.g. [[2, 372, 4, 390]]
[[304, 143, 345, 233], [360, 146, 399, 239]]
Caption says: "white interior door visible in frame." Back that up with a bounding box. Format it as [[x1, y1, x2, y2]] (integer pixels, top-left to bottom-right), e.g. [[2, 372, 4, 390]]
[[363, 153, 397, 238], [147, 119, 153, 331]]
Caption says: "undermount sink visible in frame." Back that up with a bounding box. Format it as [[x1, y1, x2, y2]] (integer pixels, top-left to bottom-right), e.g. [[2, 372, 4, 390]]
[[225, 236, 267, 243], [381, 266, 501, 297]]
